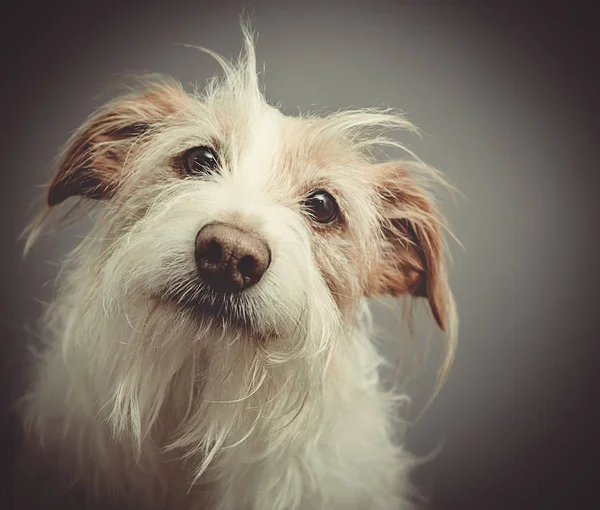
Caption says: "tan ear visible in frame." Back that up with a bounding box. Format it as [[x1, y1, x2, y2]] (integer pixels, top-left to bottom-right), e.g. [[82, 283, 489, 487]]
[[48, 80, 187, 206], [366, 161, 451, 330]]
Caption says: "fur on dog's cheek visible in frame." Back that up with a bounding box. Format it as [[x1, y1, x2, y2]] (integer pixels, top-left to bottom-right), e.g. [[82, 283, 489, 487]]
[[310, 230, 363, 311]]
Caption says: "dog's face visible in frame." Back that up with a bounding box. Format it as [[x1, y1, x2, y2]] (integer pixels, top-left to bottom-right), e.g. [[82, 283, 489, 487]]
[[42, 47, 452, 362]]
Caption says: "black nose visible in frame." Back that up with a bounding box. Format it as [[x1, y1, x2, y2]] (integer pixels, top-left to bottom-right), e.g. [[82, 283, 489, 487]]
[[195, 222, 271, 293]]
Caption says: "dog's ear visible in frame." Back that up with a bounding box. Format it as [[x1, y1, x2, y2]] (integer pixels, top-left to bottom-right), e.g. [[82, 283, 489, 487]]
[[48, 81, 187, 206], [365, 161, 451, 330]]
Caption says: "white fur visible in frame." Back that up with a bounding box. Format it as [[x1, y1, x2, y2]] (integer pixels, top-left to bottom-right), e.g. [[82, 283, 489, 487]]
[[22, 25, 456, 510]]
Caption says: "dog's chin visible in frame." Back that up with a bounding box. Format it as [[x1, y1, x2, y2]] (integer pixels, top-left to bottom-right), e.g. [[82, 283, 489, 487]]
[[158, 284, 279, 341]]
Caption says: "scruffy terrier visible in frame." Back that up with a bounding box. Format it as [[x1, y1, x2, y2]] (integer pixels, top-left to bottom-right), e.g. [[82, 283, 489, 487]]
[[20, 26, 457, 510]]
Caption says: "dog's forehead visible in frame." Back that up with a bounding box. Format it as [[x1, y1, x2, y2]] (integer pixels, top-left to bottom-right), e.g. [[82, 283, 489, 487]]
[[209, 100, 365, 195], [238, 104, 286, 181]]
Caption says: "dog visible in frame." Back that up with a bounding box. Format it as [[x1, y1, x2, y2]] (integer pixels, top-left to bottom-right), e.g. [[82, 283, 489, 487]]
[[19, 25, 457, 510]]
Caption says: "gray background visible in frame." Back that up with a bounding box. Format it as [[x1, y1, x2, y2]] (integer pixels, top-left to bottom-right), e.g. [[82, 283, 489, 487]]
[[1, 1, 598, 509]]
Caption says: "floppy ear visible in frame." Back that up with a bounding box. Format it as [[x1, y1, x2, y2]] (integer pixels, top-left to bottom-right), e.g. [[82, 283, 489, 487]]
[[48, 80, 187, 206], [366, 161, 452, 331]]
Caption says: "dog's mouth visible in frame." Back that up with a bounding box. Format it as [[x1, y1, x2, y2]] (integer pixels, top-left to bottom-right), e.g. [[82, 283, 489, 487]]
[[157, 282, 277, 340]]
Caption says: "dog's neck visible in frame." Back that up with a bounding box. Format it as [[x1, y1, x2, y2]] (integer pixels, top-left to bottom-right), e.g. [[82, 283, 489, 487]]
[[50, 277, 377, 471]]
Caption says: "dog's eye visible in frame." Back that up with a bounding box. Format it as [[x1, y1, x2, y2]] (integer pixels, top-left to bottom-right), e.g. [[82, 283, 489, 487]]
[[304, 191, 339, 224], [183, 146, 219, 175]]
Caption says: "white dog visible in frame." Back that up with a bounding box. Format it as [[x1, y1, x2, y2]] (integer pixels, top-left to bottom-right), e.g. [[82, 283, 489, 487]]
[[21, 25, 457, 510]]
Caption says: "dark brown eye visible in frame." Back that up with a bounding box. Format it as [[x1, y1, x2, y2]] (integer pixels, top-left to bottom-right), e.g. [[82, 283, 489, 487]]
[[304, 191, 339, 224], [183, 146, 219, 175]]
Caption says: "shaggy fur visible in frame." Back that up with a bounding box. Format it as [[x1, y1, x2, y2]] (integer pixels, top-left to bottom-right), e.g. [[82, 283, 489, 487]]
[[20, 25, 458, 510]]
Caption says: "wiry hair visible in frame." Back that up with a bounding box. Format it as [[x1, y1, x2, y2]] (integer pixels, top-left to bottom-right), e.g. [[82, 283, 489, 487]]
[[20, 23, 458, 510]]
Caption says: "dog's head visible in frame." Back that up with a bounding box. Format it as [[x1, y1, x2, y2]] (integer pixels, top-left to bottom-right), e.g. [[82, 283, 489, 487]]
[[33, 29, 456, 373]]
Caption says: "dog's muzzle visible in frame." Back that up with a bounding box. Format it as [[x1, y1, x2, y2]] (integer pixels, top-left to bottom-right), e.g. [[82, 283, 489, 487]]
[[194, 222, 271, 294]]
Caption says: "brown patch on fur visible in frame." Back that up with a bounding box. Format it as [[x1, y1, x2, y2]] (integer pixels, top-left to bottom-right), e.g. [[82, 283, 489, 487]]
[[365, 161, 449, 330], [269, 120, 357, 197], [48, 81, 189, 206]]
